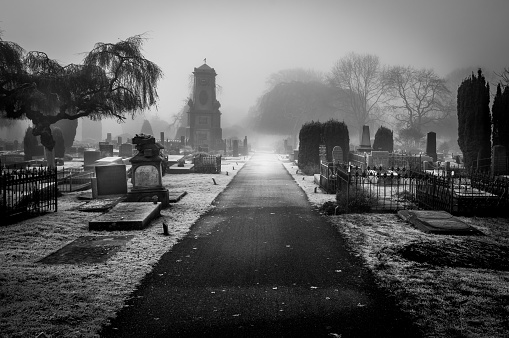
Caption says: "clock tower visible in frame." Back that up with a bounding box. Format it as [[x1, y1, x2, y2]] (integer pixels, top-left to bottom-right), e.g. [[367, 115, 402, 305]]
[[186, 63, 223, 152]]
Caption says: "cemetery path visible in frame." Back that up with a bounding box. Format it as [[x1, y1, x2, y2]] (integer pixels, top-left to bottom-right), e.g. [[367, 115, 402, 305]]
[[100, 152, 420, 338]]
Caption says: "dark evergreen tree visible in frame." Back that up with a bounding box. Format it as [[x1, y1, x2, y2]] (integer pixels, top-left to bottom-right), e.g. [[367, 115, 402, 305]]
[[372, 126, 394, 152], [140, 119, 154, 136], [54, 118, 78, 151], [52, 127, 65, 158], [492, 84, 509, 150], [298, 121, 322, 169], [23, 127, 38, 161], [457, 69, 491, 170], [322, 119, 349, 162]]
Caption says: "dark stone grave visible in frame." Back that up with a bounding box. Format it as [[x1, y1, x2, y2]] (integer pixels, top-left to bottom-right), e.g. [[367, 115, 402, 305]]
[[398, 210, 483, 235], [89, 202, 161, 230], [426, 132, 437, 162], [95, 164, 127, 196], [84, 150, 101, 170], [358, 125, 372, 152], [39, 235, 134, 264], [99, 143, 114, 158]]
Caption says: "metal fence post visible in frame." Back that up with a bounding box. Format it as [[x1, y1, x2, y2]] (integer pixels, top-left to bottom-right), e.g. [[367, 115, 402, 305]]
[[346, 162, 351, 213]]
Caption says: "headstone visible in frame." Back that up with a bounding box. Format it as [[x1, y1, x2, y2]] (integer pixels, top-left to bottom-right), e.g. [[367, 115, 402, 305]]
[[426, 132, 437, 162], [119, 143, 133, 158], [491, 145, 507, 176], [332, 146, 344, 164], [233, 140, 239, 157], [243, 136, 248, 156], [358, 125, 372, 152], [99, 144, 114, 158], [160, 132, 165, 144], [106, 133, 112, 142], [117, 136, 122, 146], [84, 150, 101, 170], [94, 164, 127, 196], [180, 136, 185, 147], [319, 144, 327, 163]]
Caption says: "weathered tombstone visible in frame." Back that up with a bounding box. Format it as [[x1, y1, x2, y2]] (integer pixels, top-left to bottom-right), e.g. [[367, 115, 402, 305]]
[[358, 125, 372, 152], [99, 144, 114, 158], [319, 144, 327, 163], [117, 136, 122, 146], [426, 132, 437, 162], [106, 133, 112, 143], [332, 146, 344, 164], [232, 140, 239, 157], [84, 150, 101, 170], [243, 136, 248, 156], [94, 164, 127, 197], [127, 134, 169, 206], [491, 145, 507, 176], [119, 143, 133, 158], [160, 132, 165, 144]]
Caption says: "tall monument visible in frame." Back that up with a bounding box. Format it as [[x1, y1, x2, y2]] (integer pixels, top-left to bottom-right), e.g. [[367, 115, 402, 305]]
[[186, 62, 223, 151]]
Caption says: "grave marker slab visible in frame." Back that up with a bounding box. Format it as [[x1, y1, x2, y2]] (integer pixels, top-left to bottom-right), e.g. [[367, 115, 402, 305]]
[[89, 202, 161, 230], [398, 210, 483, 235], [95, 164, 127, 196]]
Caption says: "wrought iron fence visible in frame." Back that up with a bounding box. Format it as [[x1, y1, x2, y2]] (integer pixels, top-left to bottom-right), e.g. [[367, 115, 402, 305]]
[[57, 167, 93, 192], [193, 154, 222, 174], [322, 163, 509, 216], [1, 166, 58, 220]]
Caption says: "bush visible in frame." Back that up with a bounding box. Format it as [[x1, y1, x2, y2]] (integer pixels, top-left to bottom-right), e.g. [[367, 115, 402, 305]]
[[336, 188, 377, 213], [298, 121, 322, 169], [372, 126, 394, 152], [300, 163, 320, 175], [322, 119, 349, 162]]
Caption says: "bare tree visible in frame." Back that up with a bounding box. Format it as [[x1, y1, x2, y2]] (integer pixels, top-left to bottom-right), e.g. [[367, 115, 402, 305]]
[[266, 68, 324, 89], [328, 52, 389, 141], [385, 66, 454, 133], [497, 67, 509, 87]]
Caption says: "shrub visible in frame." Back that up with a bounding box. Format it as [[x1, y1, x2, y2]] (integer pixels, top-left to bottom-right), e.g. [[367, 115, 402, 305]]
[[336, 188, 377, 213], [23, 127, 38, 161], [322, 119, 349, 162], [300, 163, 320, 175], [372, 126, 394, 152], [298, 121, 322, 169]]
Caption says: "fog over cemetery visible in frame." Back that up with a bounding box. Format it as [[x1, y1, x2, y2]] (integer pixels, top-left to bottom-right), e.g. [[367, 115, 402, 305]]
[[1, 0, 509, 337]]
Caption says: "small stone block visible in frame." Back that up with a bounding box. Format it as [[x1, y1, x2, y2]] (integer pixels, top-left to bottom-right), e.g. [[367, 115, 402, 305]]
[[89, 202, 161, 231]]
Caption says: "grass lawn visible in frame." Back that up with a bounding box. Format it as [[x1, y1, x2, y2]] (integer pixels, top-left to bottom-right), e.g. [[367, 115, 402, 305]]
[[283, 160, 509, 338], [0, 157, 248, 338]]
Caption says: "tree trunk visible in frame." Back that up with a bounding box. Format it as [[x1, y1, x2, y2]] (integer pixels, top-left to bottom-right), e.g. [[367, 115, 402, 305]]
[[45, 147, 56, 169]]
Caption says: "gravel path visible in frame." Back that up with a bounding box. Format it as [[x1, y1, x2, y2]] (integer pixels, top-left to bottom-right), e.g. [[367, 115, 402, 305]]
[[100, 153, 420, 337]]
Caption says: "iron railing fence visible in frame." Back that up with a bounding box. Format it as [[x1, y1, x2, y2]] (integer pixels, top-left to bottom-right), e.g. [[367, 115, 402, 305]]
[[193, 154, 222, 174], [1, 166, 58, 221], [320, 162, 509, 216], [56, 167, 93, 192]]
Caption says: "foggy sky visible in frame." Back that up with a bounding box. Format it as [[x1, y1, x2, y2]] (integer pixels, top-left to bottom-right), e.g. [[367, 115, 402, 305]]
[[2, 0, 509, 129]]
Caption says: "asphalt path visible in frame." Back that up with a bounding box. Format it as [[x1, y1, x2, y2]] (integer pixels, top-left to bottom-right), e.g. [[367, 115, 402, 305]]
[[100, 152, 420, 338]]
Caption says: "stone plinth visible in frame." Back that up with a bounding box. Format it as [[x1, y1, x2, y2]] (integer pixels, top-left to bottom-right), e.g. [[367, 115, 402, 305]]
[[358, 125, 372, 152], [89, 202, 161, 230]]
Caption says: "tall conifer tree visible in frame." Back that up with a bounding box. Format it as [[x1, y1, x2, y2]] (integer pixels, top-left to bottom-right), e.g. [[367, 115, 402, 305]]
[[492, 84, 509, 150], [457, 69, 491, 170]]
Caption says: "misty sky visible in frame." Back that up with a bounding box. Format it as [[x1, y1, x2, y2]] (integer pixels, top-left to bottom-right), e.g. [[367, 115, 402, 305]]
[[2, 0, 509, 127]]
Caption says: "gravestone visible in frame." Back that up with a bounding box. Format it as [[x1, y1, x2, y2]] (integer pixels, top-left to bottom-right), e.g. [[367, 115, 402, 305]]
[[127, 134, 169, 206], [94, 164, 127, 196], [99, 144, 114, 158], [491, 145, 507, 176], [367, 151, 389, 168], [119, 143, 133, 158], [84, 150, 101, 170], [117, 136, 122, 146], [232, 140, 239, 157], [332, 146, 343, 164], [180, 136, 185, 147], [358, 125, 372, 152], [106, 133, 112, 143], [426, 132, 437, 162]]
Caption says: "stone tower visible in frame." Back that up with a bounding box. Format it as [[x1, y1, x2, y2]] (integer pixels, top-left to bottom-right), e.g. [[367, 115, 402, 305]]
[[186, 63, 222, 151]]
